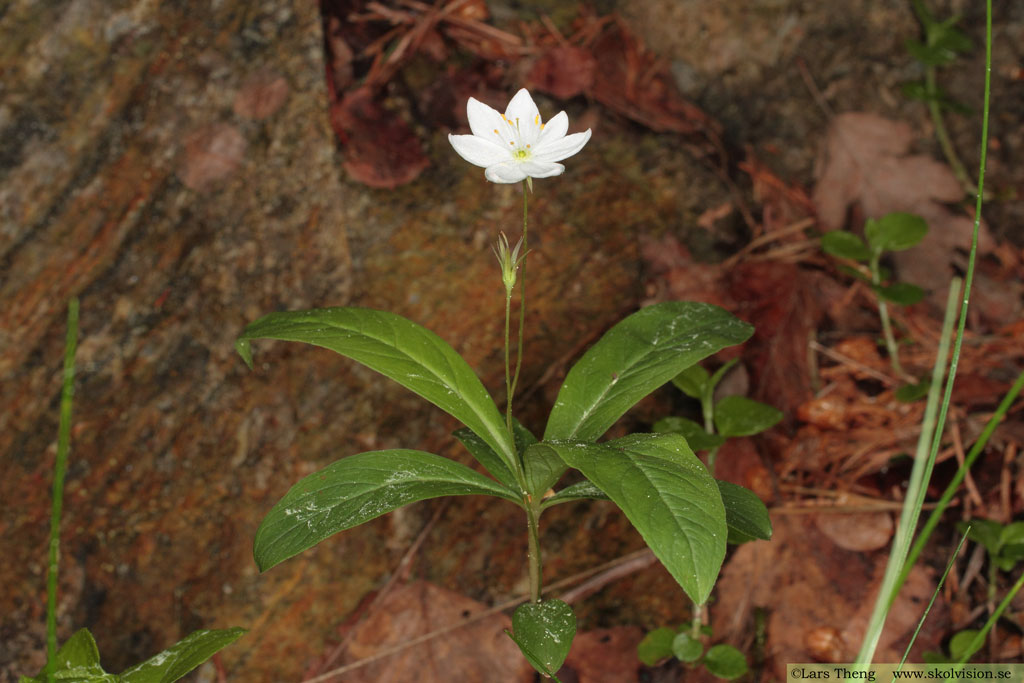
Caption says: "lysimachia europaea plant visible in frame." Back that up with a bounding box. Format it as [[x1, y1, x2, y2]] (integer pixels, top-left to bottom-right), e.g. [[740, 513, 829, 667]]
[[23, 300, 244, 683], [820, 211, 929, 381], [236, 89, 772, 680]]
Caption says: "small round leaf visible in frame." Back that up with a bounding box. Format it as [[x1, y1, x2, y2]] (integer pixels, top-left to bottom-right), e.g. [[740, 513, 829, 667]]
[[671, 632, 704, 663], [637, 627, 676, 666], [703, 644, 748, 680], [714, 396, 783, 438]]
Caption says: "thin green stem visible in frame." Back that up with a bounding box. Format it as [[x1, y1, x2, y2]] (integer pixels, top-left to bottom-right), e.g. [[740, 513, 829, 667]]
[[870, 253, 903, 377], [897, 368, 1024, 591], [45, 298, 79, 681], [509, 184, 528, 402], [855, 278, 960, 665], [858, 0, 992, 663], [525, 496, 543, 603], [894, 528, 969, 678], [925, 66, 974, 193], [504, 290, 514, 436]]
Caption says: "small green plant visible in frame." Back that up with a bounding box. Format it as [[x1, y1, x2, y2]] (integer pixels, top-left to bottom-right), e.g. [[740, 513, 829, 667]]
[[637, 624, 748, 680], [952, 518, 1024, 655], [903, 0, 975, 193], [236, 89, 772, 680], [922, 629, 983, 664], [22, 300, 245, 683], [820, 211, 929, 378], [654, 360, 783, 476]]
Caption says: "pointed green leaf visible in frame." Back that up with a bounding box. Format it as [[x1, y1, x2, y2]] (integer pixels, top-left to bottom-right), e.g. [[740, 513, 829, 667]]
[[254, 450, 521, 571], [671, 364, 710, 400], [523, 444, 568, 498], [959, 519, 1003, 557], [714, 396, 783, 438], [821, 231, 871, 262], [545, 303, 753, 442], [539, 479, 609, 510], [703, 644, 748, 680], [717, 480, 772, 544], [236, 308, 517, 479], [119, 628, 246, 683], [653, 416, 725, 452], [637, 627, 676, 666], [865, 213, 928, 252], [510, 600, 576, 677], [895, 380, 931, 403], [537, 433, 727, 604], [876, 282, 925, 306], [453, 428, 519, 491], [28, 629, 115, 682]]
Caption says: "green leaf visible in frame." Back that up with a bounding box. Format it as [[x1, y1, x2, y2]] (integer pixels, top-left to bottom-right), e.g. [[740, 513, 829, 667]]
[[931, 20, 972, 55], [895, 380, 931, 403], [948, 630, 982, 663], [119, 628, 246, 683], [864, 213, 929, 252], [906, 38, 955, 66], [998, 521, 1024, 547], [703, 644, 748, 680], [509, 600, 576, 677], [539, 479, 609, 510], [671, 364, 710, 399], [254, 450, 521, 571], [545, 302, 753, 442], [672, 632, 704, 663], [717, 480, 772, 544], [836, 264, 873, 284], [821, 231, 871, 262], [236, 308, 517, 480], [523, 444, 568, 498], [653, 417, 725, 452], [959, 519, 1003, 557], [714, 396, 782, 438], [536, 433, 727, 604], [452, 427, 519, 492], [27, 629, 116, 682], [876, 282, 925, 306], [637, 627, 676, 666]]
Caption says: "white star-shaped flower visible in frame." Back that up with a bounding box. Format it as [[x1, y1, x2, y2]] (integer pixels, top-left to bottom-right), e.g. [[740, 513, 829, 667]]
[[448, 88, 592, 184]]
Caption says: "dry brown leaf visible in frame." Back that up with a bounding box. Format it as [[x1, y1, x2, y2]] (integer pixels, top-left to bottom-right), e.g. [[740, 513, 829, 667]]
[[812, 112, 995, 302], [330, 87, 430, 189], [562, 627, 644, 683], [337, 580, 533, 682], [233, 70, 290, 120], [527, 45, 596, 99], [729, 261, 826, 418], [177, 123, 246, 190], [711, 515, 944, 679], [813, 511, 894, 551]]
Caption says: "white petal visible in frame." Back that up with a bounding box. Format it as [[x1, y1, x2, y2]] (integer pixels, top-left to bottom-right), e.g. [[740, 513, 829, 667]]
[[519, 160, 565, 178], [536, 111, 568, 147], [504, 89, 540, 127], [484, 161, 529, 183], [466, 97, 508, 143], [449, 134, 510, 169], [533, 129, 591, 163]]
